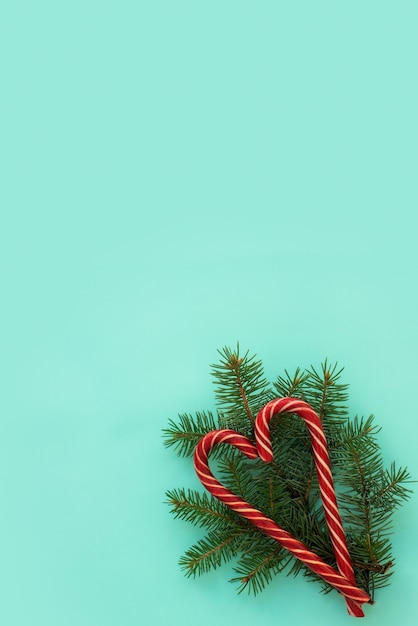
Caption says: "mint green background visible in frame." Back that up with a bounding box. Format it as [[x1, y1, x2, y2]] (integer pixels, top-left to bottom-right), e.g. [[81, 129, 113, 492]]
[[1, 2, 417, 624]]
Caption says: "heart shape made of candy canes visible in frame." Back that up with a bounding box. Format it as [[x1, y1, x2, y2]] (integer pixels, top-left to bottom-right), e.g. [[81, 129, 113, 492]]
[[194, 397, 370, 617]]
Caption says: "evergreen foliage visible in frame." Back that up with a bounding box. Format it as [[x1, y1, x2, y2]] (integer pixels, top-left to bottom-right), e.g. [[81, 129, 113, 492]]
[[163, 345, 413, 602]]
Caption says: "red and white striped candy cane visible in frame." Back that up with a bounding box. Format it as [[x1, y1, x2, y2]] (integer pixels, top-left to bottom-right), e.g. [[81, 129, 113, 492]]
[[194, 405, 370, 616], [255, 397, 366, 616]]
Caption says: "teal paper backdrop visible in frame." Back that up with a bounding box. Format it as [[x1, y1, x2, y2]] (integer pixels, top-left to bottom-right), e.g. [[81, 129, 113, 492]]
[[1, 2, 417, 625]]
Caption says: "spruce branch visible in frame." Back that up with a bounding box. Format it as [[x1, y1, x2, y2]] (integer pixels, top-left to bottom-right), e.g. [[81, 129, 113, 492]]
[[162, 411, 218, 457], [329, 417, 413, 600], [369, 463, 413, 510], [231, 545, 287, 595], [179, 529, 247, 577], [212, 344, 273, 430], [166, 488, 243, 530], [274, 367, 310, 399], [304, 360, 349, 426], [163, 346, 413, 603]]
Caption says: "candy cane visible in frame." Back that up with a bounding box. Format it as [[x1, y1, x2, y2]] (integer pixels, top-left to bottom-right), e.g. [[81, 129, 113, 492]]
[[194, 403, 370, 616], [255, 397, 365, 616]]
